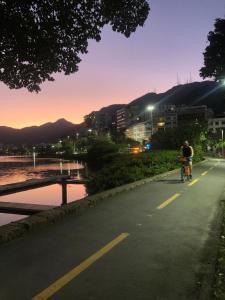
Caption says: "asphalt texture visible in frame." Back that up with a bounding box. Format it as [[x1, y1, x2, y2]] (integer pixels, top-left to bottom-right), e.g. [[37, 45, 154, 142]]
[[0, 158, 225, 300]]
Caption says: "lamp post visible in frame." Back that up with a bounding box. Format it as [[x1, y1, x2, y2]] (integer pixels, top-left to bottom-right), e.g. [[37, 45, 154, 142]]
[[146, 105, 155, 137]]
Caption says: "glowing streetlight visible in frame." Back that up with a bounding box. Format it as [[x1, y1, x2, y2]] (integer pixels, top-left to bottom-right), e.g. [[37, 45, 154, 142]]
[[147, 105, 155, 112], [146, 105, 155, 137]]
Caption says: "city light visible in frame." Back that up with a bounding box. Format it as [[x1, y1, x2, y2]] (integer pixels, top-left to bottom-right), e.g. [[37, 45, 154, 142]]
[[158, 122, 165, 127], [146, 105, 155, 137], [147, 105, 155, 111]]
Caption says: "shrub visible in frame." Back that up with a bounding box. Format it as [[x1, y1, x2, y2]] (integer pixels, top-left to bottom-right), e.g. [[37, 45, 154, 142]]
[[86, 149, 204, 194], [86, 151, 177, 194], [86, 138, 118, 169]]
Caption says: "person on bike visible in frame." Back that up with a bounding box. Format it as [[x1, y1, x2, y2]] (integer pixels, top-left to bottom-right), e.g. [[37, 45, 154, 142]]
[[180, 141, 194, 179]]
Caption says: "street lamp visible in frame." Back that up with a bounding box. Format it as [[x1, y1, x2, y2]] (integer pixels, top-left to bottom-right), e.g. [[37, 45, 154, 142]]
[[146, 105, 155, 137], [147, 105, 154, 112]]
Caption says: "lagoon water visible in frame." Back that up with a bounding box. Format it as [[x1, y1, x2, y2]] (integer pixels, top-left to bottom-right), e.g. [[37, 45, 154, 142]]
[[0, 156, 87, 226]]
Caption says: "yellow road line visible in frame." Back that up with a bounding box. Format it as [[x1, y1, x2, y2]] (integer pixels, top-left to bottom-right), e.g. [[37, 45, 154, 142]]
[[32, 233, 129, 300], [157, 193, 180, 210], [188, 179, 199, 186], [201, 171, 208, 176]]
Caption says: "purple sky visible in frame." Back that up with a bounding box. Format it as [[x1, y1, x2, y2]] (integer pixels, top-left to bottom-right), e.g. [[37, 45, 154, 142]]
[[0, 0, 224, 128]]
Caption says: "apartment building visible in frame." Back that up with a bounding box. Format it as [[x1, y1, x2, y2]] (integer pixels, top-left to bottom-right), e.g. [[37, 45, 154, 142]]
[[208, 117, 225, 133], [124, 104, 214, 142], [125, 122, 151, 143]]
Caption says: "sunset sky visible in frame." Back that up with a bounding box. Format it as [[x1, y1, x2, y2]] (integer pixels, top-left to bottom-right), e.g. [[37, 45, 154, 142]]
[[0, 0, 224, 128]]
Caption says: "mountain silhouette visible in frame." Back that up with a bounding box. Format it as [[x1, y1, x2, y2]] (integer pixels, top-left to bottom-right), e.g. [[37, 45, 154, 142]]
[[0, 119, 85, 145], [0, 81, 224, 145], [128, 81, 225, 113]]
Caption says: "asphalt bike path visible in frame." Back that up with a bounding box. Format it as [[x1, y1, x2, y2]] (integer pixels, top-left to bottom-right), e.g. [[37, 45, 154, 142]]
[[0, 158, 224, 300]]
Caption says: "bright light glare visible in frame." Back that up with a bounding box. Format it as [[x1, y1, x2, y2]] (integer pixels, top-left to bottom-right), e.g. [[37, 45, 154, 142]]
[[147, 105, 155, 111]]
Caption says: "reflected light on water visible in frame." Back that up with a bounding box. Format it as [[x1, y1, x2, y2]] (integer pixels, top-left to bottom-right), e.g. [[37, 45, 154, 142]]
[[0, 156, 84, 185], [0, 156, 87, 226], [0, 184, 87, 206], [0, 213, 27, 226], [0, 184, 87, 226]]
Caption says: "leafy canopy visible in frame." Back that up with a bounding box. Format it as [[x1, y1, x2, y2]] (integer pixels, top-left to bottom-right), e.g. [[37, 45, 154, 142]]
[[200, 18, 225, 81], [0, 0, 150, 92]]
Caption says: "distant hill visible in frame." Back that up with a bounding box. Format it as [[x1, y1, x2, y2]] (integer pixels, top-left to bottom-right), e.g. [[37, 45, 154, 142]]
[[129, 81, 225, 114], [86, 104, 125, 117], [1, 81, 224, 145], [0, 119, 85, 145]]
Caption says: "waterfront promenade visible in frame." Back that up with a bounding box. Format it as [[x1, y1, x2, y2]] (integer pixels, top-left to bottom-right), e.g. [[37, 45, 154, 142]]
[[0, 158, 224, 300]]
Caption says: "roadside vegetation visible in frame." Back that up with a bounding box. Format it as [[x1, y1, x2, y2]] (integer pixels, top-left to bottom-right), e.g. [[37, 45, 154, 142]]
[[81, 123, 204, 194], [86, 144, 204, 194]]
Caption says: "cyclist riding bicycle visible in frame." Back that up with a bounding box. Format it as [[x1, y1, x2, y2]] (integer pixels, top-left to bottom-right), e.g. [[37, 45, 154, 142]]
[[180, 141, 194, 180]]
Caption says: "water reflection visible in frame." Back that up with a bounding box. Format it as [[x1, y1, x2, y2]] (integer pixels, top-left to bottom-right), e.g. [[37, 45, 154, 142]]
[[0, 156, 87, 226], [0, 184, 87, 226], [0, 156, 84, 185], [0, 213, 27, 226], [0, 184, 86, 206]]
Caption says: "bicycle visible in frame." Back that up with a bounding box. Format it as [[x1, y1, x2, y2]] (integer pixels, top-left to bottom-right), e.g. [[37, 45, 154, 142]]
[[179, 157, 192, 182]]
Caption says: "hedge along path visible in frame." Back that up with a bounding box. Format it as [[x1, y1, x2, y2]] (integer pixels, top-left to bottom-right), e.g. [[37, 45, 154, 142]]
[[85, 150, 204, 194]]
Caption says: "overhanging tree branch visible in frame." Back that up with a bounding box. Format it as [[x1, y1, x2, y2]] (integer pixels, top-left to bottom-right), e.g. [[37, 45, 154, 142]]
[[0, 0, 150, 92], [200, 18, 225, 82]]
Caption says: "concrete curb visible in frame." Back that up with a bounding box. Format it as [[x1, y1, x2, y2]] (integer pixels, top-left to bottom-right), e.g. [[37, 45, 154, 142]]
[[0, 159, 207, 246]]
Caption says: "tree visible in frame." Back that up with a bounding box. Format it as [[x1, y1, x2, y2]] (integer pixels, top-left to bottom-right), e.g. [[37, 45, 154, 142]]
[[200, 18, 225, 81], [86, 136, 118, 168], [0, 0, 150, 92], [152, 122, 207, 150]]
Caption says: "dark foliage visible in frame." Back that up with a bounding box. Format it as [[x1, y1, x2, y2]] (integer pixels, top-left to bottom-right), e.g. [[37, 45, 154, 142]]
[[152, 122, 207, 150], [0, 0, 149, 92], [200, 18, 225, 81], [86, 151, 204, 194], [86, 137, 118, 169]]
